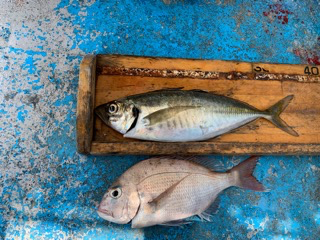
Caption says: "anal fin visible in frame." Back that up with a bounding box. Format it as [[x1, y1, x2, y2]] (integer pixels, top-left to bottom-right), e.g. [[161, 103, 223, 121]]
[[198, 197, 220, 222], [197, 212, 213, 222], [159, 219, 193, 227]]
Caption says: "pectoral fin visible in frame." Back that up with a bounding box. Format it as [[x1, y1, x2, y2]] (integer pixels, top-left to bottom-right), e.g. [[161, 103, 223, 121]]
[[143, 106, 199, 126], [148, 174, 190, 211]]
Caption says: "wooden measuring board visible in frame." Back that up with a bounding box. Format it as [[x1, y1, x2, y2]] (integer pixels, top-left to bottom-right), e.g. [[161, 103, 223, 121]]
[[76, 55, 320, 155]]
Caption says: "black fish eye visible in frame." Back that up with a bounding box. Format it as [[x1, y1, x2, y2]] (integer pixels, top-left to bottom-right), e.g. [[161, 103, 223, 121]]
[[108, 104, 118, 114], [110, 188, 122, 199]]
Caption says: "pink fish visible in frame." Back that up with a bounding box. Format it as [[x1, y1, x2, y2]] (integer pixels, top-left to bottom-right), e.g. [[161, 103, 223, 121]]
[[97, 156, 265, 228]]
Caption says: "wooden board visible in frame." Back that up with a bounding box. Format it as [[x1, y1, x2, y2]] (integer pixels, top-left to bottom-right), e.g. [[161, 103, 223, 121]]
[[77, 54, 320, 155]]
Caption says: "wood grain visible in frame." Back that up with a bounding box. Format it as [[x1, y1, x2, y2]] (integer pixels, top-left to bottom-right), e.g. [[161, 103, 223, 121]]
[[76, 55, 96, 154], [76, 54, 320, 155], [96, 55, 253, 72]]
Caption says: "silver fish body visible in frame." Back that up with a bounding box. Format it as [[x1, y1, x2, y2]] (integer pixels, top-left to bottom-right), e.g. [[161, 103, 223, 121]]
[[95, 89, 298, 142], [97, 156, 265, 228]]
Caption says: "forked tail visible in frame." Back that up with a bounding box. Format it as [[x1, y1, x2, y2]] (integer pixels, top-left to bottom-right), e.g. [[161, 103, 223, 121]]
[[264, 95, 299, 137], [229, 156, 265, 191]]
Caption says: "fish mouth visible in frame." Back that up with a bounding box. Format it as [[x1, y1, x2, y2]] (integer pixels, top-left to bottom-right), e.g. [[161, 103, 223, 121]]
[[97, 208, 113, 218], [97, 208, 131, 224]]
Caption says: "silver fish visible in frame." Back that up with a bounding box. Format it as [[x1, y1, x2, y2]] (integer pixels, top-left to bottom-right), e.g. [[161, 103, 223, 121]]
[[97, 156, 265, 228], [95, 89, 298, 142]]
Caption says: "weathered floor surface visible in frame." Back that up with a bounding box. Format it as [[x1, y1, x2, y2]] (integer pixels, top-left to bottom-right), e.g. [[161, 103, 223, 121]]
[[0, 0, 319, 239]]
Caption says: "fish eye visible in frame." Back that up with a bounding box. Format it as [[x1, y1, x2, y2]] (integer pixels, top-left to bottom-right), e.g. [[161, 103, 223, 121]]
[[110, 188, 122, 199], [108, 104, 118, 114]]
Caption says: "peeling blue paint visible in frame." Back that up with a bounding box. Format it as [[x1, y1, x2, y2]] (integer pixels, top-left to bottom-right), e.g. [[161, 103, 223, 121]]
[[17, 110, 28, 122], [24, 56, 36, 74], [54, 95, 73, 107], [8, 47, 47, 57], [1, 0, 320, 239], [0, 26, 11, 40]]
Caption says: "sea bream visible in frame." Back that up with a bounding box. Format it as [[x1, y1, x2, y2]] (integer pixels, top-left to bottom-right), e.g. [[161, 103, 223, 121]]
[[95, 89, 298, 142], [97, 156, 265, 228]]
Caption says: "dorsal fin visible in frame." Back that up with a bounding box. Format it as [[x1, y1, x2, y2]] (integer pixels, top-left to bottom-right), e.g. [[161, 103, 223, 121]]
[[148, 87, 184, 93], [188, 89, 209, 93], [142, 88, 214, 95], [145, 156, 225, 172], [190, 157, 225, 172]]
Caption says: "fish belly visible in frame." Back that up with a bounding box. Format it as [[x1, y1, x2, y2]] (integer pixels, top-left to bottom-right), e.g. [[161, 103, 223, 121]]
[[125, 107, 260, 142]]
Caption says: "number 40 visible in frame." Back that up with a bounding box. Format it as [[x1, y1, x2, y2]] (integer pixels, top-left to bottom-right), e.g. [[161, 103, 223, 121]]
[[304, 66, 319, 75]]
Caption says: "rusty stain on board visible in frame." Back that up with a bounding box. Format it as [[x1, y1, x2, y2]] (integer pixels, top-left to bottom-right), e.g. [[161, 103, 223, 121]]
[[255, 73, 320, 83], [100, 66, 320, 83], [101, 66, 221, 79]]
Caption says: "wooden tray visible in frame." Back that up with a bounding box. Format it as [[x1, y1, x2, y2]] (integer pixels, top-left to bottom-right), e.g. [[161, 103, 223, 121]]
[[76, 54, 320, 155]]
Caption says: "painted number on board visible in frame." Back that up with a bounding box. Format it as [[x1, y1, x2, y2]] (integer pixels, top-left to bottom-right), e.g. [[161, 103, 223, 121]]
[[254, 66, 269, 73], [304, 66, 319, 75]]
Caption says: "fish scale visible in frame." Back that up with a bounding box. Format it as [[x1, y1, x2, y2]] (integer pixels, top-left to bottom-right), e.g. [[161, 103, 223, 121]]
[[155, 174, 227, 212], [134, 174, 225, 226], [138, 172, 188, 198]]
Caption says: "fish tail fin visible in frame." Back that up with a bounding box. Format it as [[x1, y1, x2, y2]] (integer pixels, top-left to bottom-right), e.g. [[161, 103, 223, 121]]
[[229, 156, 265, 191], [264, 95, 299, 137]]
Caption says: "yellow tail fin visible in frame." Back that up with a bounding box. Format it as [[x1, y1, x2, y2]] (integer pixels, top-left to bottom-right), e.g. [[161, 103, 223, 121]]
[[265, 95, 299, 137]]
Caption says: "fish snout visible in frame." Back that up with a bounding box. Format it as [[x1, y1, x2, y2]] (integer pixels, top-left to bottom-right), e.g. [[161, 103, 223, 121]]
[[98, 201, 109, 213], [95, 106, 107, 119], [97, 204, 112, 216]]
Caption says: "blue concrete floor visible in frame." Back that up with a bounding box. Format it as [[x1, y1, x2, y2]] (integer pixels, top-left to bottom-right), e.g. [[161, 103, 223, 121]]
[[1, 0, 319, 239]]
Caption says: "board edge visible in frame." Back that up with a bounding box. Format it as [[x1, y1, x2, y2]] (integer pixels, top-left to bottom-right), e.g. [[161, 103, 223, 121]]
[[76, 55, 97, 154], [89, 142, 320, 155]]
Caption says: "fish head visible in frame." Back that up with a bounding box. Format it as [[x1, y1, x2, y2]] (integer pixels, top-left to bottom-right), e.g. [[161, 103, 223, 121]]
[[95, 100, 139, 134], [97, 181, 140, 224]]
